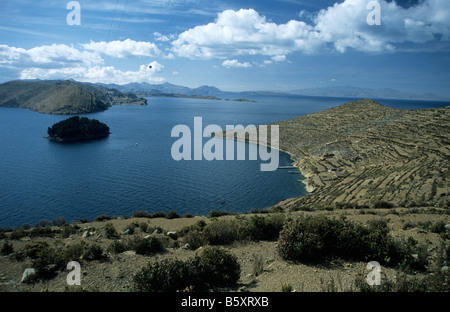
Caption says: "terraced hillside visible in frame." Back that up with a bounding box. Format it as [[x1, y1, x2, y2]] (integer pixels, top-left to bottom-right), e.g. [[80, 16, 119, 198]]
[[222, 99, 450, 209]]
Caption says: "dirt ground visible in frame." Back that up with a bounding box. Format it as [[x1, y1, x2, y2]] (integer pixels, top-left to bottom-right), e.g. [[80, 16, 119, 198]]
[[0, 208, 448, 293]]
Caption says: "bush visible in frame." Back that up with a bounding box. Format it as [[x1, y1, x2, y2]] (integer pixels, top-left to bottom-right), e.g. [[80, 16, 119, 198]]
[[61, 224, 78, 238], [30, 226, 54, 238], [203, 219, 244, 245], [25, 241, 50, 259], [198, 246, 241, 287], [167, 210, 180, 219], [151, 211, 167, 219], [35, 220, 52, 228], [77, 217, 90, 223], [64, 243, 85, 261], [373, 201, 394, 209], [1, 241, 13, 255], [132, 236, 164, 255], [132, 246, 240, 292], [209, 210, 230, 218], [245, 214, 285, 241], [9, 228, 27, 240], [182, 229, 207, 250], [139, 222, 148, 233], [278, 215, 331, 263], [52, 217, 67, 226], [133, 258, 201, 292], [104, 223, 118, 239], [95, 214, 113, 222], [84, 244, 104, 261], [107, 240, 128, 254], [29, 244, 65, 280], [277, 215, 402, 265], [132, 210, 151, 218]]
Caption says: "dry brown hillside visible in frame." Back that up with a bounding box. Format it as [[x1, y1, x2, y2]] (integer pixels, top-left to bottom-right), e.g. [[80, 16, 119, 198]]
[[222, 99, 450, 210]]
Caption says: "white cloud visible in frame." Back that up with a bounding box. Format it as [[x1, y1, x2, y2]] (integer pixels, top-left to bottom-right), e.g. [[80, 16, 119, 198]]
[[0, 41, 164, 84], [222, 59, 252, 68], [153, 32, 171, 42], [19, 62, 165, 84], [0, 44, 102, 68], [171, 8, 319, 59], [171, 1, 450, 59], [271, 55, 286, 62], [81, 39, 161, 58]]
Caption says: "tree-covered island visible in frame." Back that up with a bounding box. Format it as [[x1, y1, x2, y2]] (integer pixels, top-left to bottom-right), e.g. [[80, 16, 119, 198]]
[[47, 116, 110, 142]]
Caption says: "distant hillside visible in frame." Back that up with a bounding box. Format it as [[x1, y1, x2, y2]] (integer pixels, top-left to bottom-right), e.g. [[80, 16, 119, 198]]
[[0, 80, 147, 115], [290, 86, 448, 101], [99, 82, 449, 101]]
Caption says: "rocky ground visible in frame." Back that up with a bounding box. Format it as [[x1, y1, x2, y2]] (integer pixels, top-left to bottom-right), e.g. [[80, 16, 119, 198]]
[[0, 208, 448, 293]]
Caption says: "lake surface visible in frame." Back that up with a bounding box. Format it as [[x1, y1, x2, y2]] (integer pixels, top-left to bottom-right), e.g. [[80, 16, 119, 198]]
[[0, 95, 448, 228]]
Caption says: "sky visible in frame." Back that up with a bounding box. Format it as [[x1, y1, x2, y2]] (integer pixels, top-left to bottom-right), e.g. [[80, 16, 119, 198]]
[[0, 0, 449, 96]]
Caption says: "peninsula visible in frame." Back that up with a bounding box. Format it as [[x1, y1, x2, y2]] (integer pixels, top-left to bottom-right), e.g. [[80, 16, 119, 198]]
[[219, 99, 450, 210], [46, 116, 110, 143], [0, 80, 147, 115]]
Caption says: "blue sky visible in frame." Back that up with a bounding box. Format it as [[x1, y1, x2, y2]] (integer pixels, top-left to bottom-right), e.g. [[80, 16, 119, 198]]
[[1, 0, 449, 96]]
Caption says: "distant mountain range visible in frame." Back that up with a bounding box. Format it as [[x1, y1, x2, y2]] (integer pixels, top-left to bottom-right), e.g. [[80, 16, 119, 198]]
[[1, 79, 447, 116], [289, 86, 448, 101], [101, 82, 449, 101]]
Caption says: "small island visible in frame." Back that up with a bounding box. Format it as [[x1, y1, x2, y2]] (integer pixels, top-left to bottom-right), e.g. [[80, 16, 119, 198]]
[[46, 116, 110, 143]]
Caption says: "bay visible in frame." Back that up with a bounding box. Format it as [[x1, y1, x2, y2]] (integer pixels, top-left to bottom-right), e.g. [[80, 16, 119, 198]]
[[0, 95, 448, 228]]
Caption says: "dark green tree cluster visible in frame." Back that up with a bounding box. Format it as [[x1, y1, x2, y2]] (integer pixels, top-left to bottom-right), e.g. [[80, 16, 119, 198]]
[[47, 116, 110, 142]]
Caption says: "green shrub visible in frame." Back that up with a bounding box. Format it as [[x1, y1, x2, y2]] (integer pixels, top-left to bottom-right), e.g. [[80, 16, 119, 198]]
[[132, 236, 164, 255], [198, 246, 241, 287], [25, 241, 50, 259], [278, 215, 331, 262], [1, 241, 13, 255], [133, 258, 201, 292], [182, 229, 207, 250], [64, 243, 85, 261], [31, 244, 65, 280], [35, 220, 52, 228], [95, 214, 113, 222], [84, 244, 104, 261], [77, 217, 90, 224], [52, 217, 67, 226], [124, 222, 138, 235], [104, 223, 118, 239], [30, 226, 54, 238], [245, 214, 285, 241], [10, 228, 27, 240], [167, 210, 180, 219], [209, 210, 230, 218], [203, 219, 244, 245], [132, 246, 240, 292], [107, 240, 128, 254], [277, 215, 402, 265], [151, 211, 167, 218], [373, 201, 394, 208], [61, 224, 78, 238], [139, 222, 149, 233], [363, 219, 403, 265], [132, 210, 151, 218]]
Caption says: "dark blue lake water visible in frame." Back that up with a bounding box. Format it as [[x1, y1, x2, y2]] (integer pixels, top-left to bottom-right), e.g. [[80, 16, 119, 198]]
[[0, 95, 448, 228]]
